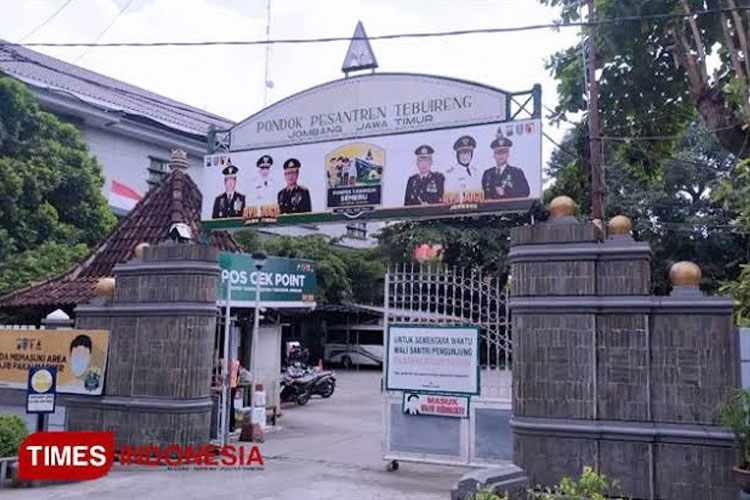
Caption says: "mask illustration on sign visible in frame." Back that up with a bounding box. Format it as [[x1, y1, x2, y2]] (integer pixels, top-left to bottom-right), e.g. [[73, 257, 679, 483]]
[[69, 335, 92, 377]]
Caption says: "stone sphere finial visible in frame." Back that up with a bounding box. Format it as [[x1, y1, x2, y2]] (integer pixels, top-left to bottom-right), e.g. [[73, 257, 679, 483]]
[[94, 277, 116, 299], [608, 215, 632, 235], [548, 196, 576, 218], [669, 261, 702, 287], [134, 242, 150, 259]]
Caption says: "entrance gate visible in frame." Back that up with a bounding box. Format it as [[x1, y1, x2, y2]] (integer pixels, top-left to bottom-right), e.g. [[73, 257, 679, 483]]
[[382, 264, 512, 467]]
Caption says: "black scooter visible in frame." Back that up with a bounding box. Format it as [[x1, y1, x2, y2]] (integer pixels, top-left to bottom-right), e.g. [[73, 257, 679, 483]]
[[280, 370, 315, 405], [310, 371, 336, 398]]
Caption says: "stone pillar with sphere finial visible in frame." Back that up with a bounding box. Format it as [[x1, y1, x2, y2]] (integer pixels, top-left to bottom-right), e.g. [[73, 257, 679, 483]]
[[506, 196, 739, 500], [65, 238, 220, 450]]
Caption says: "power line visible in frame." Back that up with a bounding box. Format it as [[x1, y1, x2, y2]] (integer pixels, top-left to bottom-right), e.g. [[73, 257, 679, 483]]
[[3, 6, 749, 49], [17, 0, 75, 43], [74, 0, 136, 63]]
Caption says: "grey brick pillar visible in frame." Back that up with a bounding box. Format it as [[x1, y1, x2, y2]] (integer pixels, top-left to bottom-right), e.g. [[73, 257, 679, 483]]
[[509, 200, 739, 500], [66, 243, 220, 449]]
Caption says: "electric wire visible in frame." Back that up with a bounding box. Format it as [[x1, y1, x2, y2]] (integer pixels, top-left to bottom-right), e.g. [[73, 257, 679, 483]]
[[2, 5, 749, 49], [17, 0, 75, 43], [74, 0, 136, 62]]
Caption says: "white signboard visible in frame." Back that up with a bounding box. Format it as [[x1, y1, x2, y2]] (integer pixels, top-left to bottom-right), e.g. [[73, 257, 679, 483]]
[[386, 325, 479, 395], [231, 73, 508, 149], [402, 392, 469, 418], [200, 119, 541, 227], [199, 73, 541, 229]]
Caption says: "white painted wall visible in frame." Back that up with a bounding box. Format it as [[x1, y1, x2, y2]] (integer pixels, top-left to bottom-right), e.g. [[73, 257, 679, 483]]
[[83, 125, 204, 213]]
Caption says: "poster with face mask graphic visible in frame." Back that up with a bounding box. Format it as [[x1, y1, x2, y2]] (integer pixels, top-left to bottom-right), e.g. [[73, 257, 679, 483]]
[[0, 329, 109, 395]]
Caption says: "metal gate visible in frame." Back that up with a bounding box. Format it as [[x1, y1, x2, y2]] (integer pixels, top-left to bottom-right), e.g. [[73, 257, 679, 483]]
[[382, 263, 512, 467]]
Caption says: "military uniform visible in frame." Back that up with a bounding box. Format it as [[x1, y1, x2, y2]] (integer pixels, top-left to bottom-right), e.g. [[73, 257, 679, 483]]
[[404, 145, 445, 206], [481, 136, 530, 200], [212, 162, 246, 218], [278, 158, 312, 214]]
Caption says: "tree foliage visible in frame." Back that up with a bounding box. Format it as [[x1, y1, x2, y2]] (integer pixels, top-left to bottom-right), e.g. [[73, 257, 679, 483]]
[[715, 158, 750, 324], [234, 231, 386, 305], [0, 74, 115, 295], [377, 214, 530, 281], [547, 120, 749, 294]]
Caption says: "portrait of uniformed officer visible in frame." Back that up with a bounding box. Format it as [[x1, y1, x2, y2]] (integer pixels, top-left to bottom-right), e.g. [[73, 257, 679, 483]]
[[481, 135, 530, 200], [212, 160, 246, 218], [278, 158, 312, 214], [445, 135, 481, 197], [250, 155, 276, 206], [404, 145, 445, 206]]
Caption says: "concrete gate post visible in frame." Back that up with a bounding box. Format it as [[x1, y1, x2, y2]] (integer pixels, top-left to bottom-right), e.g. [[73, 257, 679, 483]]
[[508, 197, 739, 499], [65, 243, 220, 449]]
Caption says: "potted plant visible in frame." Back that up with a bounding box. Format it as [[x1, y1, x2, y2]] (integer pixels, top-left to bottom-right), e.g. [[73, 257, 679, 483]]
[[720, 389, 750, 492], [0, 415, 28, 483]]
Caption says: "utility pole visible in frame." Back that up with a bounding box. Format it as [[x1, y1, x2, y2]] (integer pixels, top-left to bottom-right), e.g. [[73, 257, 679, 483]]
[[586, 0, 605, 224]]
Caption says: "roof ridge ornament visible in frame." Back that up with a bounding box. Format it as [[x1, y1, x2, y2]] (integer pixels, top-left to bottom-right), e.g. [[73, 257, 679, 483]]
[[342, 21, 378, 76]]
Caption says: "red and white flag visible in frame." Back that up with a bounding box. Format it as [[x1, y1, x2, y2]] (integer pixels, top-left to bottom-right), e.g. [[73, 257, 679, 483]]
[[109, 179, 142, 211]]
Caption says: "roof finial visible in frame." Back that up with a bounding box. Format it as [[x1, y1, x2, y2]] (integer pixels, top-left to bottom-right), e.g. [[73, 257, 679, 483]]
[[169, 149, 189, 170], [342, 21, 378, 76]]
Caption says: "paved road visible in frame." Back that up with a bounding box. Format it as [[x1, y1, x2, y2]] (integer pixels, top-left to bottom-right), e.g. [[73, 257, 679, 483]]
[[3, 370, 468, 500]]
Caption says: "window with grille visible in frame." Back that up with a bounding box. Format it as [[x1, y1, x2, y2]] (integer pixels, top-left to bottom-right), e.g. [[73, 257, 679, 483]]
[[147, 156, 170, 190]]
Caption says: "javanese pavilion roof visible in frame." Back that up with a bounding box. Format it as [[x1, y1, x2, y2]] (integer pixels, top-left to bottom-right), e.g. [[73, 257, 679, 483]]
[[0, 169, 240, 309]]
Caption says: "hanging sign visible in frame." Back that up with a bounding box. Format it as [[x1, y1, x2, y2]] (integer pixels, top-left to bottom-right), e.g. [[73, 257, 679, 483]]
[[386, 325, 480, 395], [219, 253, 317, 308], [199, 73, 542, 229], [402, 392, 469, 418]]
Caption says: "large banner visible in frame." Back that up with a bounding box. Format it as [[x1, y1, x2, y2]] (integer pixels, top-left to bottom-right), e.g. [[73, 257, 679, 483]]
[[219, 253, 317, 308], [0, 329, 109, 395], [386, 325, 479, 395], [199, 74, 541, 229]]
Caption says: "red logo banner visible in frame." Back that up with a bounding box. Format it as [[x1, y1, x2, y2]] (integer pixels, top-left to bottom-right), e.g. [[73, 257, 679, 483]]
[[18, 432, 115, 481]]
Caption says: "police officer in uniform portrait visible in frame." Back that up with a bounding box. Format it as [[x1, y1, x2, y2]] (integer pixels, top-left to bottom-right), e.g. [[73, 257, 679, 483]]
[[278, 158, 312, 214], [481, 135, 530, 200], [212, 160, 246, 218], [404, 145, 445, 206], [445, 135, 481, 199], [250, 155, 276, 206]]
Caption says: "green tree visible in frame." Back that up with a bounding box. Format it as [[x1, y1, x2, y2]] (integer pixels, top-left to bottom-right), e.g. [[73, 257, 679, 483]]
[[547, 120, 749, 294], [542, 0, 750, 167], [377, 213, 530, 281], [715, 158, 750, 324], [0, 74, 115, 295], [234, 230, 386, 305]]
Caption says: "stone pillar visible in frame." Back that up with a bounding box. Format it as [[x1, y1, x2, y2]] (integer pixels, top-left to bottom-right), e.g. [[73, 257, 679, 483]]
[[65, 243, 220, 449], [509, 197, 738, 500]]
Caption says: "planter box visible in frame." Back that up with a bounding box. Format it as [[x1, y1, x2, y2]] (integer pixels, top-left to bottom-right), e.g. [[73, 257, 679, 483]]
[[0, 456, 18, 486]]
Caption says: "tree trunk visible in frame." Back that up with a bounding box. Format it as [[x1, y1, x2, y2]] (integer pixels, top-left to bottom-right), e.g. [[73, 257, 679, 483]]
[[694, 87, 750, 158]]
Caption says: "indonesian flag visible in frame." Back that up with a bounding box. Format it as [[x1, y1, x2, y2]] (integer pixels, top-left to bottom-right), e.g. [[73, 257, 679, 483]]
[[109, 179, 142, 210]]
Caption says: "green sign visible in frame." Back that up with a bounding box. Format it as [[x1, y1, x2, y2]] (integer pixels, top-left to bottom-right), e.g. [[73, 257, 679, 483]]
[[219, 252, 317, 308]]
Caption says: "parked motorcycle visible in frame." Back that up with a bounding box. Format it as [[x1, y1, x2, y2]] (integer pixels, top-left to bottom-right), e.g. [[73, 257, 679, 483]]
[[309, 370, 336, 398], [280, 364, 336, 404], [280, 369, 315, 406]]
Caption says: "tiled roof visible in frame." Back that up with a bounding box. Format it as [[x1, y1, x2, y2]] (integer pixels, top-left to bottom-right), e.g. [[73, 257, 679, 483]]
[[0, 42, 234, 136], [0, 169, 241, 308]]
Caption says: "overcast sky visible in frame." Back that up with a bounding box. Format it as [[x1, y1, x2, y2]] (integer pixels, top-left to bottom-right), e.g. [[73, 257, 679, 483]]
[[0, 0, 580, 170]]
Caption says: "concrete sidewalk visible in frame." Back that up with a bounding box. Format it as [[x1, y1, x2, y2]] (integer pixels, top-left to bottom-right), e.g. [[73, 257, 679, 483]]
[[2, 370, 468, 500]]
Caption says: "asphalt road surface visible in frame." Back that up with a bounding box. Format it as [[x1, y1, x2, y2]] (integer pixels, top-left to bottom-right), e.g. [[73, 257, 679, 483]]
[[3, 370, 468, 500]]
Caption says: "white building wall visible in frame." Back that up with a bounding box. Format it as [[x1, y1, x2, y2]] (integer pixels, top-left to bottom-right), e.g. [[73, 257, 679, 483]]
[[83, 125, 204, 213]]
